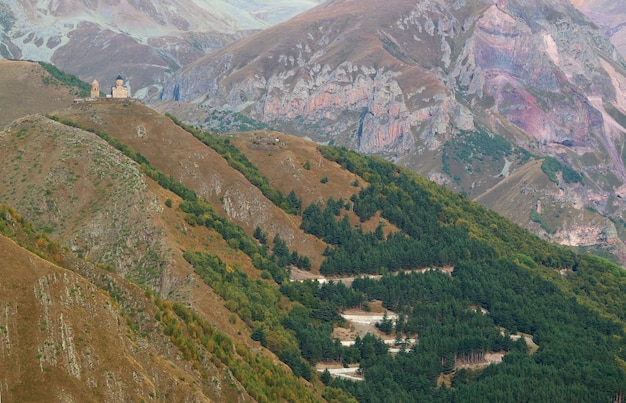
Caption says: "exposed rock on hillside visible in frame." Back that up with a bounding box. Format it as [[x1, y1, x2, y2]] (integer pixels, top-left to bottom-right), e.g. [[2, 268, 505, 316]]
[[0, 234, 213, 401], [572, 0, 626, 58], [160, 0, 626, 264]]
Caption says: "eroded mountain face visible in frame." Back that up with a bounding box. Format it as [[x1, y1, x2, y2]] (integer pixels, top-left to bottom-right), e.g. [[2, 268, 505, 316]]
[[161, 0, 621, 157], [159, 0, 626, 263], [0, 0, 323, 98]]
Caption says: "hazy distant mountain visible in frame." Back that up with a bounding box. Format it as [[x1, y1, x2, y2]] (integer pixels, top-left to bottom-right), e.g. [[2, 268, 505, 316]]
[[0, 0, 323, 98], [160, 0, 626, 263], [572, 0, 626, 57]]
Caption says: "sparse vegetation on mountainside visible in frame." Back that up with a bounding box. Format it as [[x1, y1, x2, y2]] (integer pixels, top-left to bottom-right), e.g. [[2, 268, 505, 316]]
[[0, 205, 245, 401], [0, 203, 321, 401], [37, 61, 91, 97], [0, 60, 79, 128], [442, 128, 532, 188], [5, 63, 626, 401], [203, 108, 272, 132], [45, 113, 331, 393], [47, 114, 197, 203], [168, 114, 303, 215], [0, 115, 169, 285]]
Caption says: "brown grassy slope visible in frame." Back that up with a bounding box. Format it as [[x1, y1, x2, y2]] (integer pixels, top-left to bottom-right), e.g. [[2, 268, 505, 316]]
[[174, 0, 448, 92], [52, 100, 330, 270], [0, 110, 316, 395], [228, 130, 400, 236], [0, 59, 78, 129], [0, 114, 170, 284], [0, 233, 214, 402], [141, 177, 277, 344], [0, 113, 287, 348], [474, 159, 626, 260], [474, 159, 552, 223]]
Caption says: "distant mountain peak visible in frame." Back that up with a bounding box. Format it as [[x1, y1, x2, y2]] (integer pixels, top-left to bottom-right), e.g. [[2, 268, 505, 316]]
[[1, 0, 324, 98], [160, 0, 626, 262]]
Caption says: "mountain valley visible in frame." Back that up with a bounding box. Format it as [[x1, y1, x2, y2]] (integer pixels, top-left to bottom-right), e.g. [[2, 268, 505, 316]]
[[2, 59, 626, 400], [4, 0, 626, 401]]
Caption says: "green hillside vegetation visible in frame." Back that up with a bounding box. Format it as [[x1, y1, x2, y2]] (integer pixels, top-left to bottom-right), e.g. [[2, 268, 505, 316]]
[[203, 108, 272, 132], [0, 204, 321, 402], [442, 128, 532, 188], [541, 156, 584, 184], [169, 114, 303, 215], [317, 146, 576, 269], [326, 258, 625, 401], [37, 62, 91, 97], [35, 110, 626, 402], [155, 297, 318, 402], [297, 146, 626, 401]]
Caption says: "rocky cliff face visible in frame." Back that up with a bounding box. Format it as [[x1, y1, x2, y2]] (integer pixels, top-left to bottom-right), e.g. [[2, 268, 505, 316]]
[[160, 0, 626, 264], [0, 233, 215, 401], [162, 0, 623, 156]]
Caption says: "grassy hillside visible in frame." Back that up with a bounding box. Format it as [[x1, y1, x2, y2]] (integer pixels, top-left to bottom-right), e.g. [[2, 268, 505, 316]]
[[2, 63, 626, 401], [44, 104, 626, 401], [52, 100, 341, 270], [0, 206, 246, 401], [0, 59, 80, 129], [0, 202, 325, 401]]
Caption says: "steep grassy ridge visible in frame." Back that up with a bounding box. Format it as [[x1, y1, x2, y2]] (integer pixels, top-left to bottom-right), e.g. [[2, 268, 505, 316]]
[[0, 212, 219, 401], [0, 59, 78, 128], [52, 100, 332, 270]]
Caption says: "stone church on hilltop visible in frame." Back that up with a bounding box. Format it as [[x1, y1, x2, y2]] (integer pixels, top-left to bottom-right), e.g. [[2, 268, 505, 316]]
[[90, 75, 129, 99], [111, 75, 129, 98]]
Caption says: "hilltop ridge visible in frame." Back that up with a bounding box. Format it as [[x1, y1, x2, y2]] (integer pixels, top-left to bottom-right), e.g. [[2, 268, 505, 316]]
[[3, 59, 626, 401]]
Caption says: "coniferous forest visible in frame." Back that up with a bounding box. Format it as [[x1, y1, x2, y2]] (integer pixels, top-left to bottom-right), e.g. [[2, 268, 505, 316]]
[[185, 144, 626, 402], [40, 114, 626, 401], [292, 147, 626, 401]]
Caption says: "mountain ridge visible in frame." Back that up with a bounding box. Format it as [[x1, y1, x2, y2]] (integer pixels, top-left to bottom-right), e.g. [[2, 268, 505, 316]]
[[159, 0, 626, 265], [3, 60, 626, 400], [0, 0, 324, 99]]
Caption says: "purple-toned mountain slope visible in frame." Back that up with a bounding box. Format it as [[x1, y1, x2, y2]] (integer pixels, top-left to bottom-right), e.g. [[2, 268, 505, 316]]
[[161, 0, 626, 263]]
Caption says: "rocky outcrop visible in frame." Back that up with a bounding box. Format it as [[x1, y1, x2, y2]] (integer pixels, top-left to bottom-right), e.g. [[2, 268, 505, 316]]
[[0, 234, 211, 401], [163, 0, 624, 156]]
